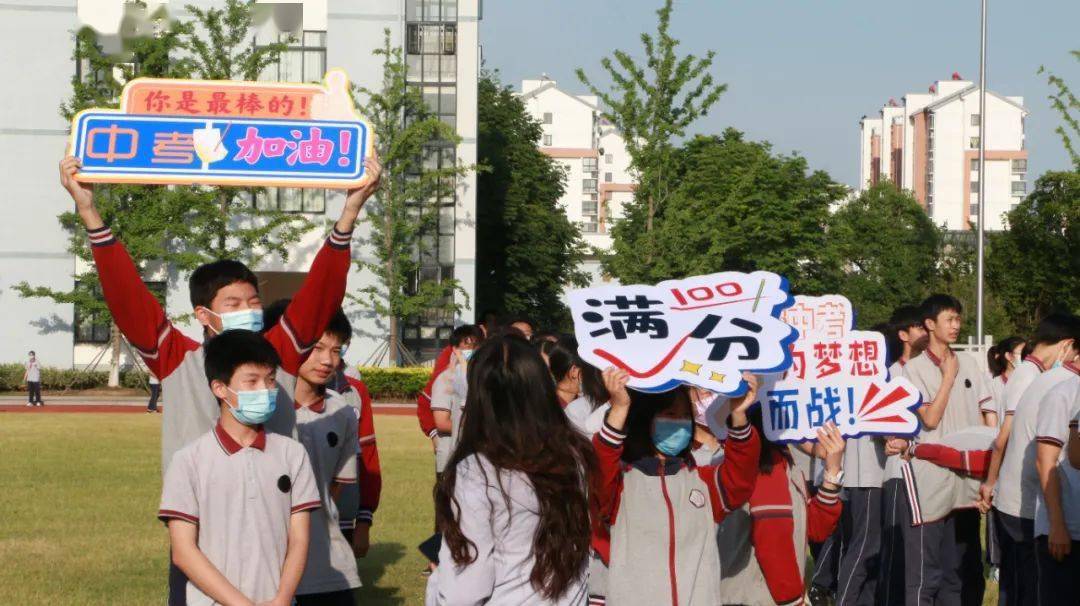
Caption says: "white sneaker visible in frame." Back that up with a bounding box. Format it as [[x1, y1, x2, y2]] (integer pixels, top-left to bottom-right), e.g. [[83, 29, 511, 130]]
[[26, 402, 32, 407]]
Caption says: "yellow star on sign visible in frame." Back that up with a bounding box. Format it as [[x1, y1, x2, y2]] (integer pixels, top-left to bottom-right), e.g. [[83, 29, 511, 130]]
[[680, 360, 702, 375], [710, 372, 726, 383]]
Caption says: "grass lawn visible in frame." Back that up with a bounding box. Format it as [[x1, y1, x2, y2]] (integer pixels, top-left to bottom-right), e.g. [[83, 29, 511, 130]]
[[0, 413, 1000, 605], [0, 413, 433, 605]]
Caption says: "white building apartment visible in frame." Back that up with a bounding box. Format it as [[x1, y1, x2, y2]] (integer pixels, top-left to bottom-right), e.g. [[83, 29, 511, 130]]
[[858, 73, 1028, 231], [518, 77, 634, 289], [0, 0, 479, 367]]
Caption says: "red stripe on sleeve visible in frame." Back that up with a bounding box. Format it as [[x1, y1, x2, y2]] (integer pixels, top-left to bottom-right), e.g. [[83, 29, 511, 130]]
[[265, 238, 351, 374], [91, 234, 196, 378]]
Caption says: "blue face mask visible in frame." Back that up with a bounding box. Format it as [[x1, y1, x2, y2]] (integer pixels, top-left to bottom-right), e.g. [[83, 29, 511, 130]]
[[652, 418, 693, 457], [226, 387, 278, 425], [460, 349, 475, 362], [1052, 361, 1064, 370], [209, 309, 264, 333]]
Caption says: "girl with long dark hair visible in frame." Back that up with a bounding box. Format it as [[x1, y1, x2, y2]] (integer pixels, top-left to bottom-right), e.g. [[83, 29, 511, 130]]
[[432, 334, 596, 605], [592, 368, 762, 606]]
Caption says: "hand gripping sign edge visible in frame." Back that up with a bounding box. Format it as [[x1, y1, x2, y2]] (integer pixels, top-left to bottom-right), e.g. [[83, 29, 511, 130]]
[[68, 68, 375, 190], [569, 271, 798, 397]]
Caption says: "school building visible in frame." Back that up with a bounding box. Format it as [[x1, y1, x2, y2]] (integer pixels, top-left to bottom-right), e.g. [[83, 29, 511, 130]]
[[0, 0, 480, 368], [858, 72, 1029, 231], [516, 77, 634, 290]]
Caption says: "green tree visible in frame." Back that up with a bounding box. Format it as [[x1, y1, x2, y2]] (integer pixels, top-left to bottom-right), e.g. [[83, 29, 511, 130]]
[[176, 0, 311, 264], [476, 72, 588, 330], [351, 31, 470, 365], [1039, 50, 1080, 171], [576, 0, 726, 281], [15, 25, 202, 386], [827, 182, 941, 329], [930, 234, 1014, 342], [645, 130, 843, 292], [987, 172, 1080, 334]]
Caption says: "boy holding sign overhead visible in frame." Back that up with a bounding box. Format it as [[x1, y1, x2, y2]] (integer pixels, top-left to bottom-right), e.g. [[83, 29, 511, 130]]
[[59, 153, 379, 471], [59, 153, 379, 604]]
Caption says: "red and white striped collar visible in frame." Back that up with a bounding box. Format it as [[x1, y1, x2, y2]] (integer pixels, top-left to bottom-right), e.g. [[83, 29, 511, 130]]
[[1024, 354, 1047, 372], [924, 348, 950, 367], [294, 396, 326, 413], [214, 420, 266, 455], [1064, 361, 1080, 377]]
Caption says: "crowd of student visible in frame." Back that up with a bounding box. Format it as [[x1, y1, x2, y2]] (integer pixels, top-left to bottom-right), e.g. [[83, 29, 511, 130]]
[[59, 152, 1080, 605]]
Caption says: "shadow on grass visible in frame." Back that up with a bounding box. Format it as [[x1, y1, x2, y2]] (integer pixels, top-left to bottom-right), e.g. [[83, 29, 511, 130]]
[[354, 542, 409, 606]]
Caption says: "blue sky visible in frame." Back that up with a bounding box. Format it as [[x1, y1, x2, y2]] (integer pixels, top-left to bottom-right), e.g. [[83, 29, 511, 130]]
[[480, 0, 1080, 187]]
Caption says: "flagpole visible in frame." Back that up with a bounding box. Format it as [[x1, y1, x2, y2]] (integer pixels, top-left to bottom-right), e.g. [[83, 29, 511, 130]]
[[976, 0, 988, 350]]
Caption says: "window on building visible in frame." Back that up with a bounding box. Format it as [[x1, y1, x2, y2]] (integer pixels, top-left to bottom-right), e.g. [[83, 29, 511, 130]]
[[582, 179, 598, 194], [971, 114, 981, 126], [605, 153, 613, 164], [582, 157, 598, 173], [970, 137, 980, 149], [406, 0, 458, 21], [262, 31, 326, 83], [582, 200, 598, 215], [581, 221, 598, 234], [75, 281, 166, 344], [969, 203, 979, 219], [605, 172, 613, 182], [543, 112, 553, 124], [1011, 159, 1027, 174], [970, 158, 978, 172], [1012, 181, 1027, 196], [970, 181, 979, 194], [542, 134, 552, 146], [407, 23, 457, 55]]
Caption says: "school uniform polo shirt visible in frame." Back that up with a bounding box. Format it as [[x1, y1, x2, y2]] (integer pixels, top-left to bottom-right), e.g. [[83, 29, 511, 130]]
[[158, 423, 321, 606], [988, 374, 1007, 424], [905, 349, 993, 444], [1003, 356, 1046, 416], [995, 365, 1074, 519], [429, 370, 457, 473], [883, 360, 910, 482], [293, 391, 362, 595], [1034, 367, 1080, 540]]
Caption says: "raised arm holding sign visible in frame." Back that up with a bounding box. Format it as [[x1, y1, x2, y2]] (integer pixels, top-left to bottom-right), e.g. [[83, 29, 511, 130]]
[[67, 69, 375, 190]]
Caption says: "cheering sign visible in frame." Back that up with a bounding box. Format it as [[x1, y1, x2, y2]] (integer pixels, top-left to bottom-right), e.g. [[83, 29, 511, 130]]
[[757, 295, 923, 443], [68, 69, 374, 189], [568, 272, 798, 395]]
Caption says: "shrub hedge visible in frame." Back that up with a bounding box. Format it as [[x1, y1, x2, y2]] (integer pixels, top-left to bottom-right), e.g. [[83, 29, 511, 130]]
[[355, 366, 431, 400], [1, 363, 432, 400]]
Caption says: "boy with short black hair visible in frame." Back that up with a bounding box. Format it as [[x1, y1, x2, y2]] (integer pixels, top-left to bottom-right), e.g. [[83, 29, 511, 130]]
[[58, 154, 380, 473], [979, 313, 1080, 605], [431, 324, 484, 460], [901, 294, 993, 606], [160, 330, 320, 606], [1032, 348, 1080, 604], [267, 308, 364, 605]]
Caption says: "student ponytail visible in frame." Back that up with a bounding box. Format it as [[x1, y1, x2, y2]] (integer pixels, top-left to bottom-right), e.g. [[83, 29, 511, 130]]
[[988, 336, 1025, 377]]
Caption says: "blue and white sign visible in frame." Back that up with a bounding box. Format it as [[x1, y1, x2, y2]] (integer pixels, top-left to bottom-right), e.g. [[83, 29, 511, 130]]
[[70, 112, 370, 188]]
